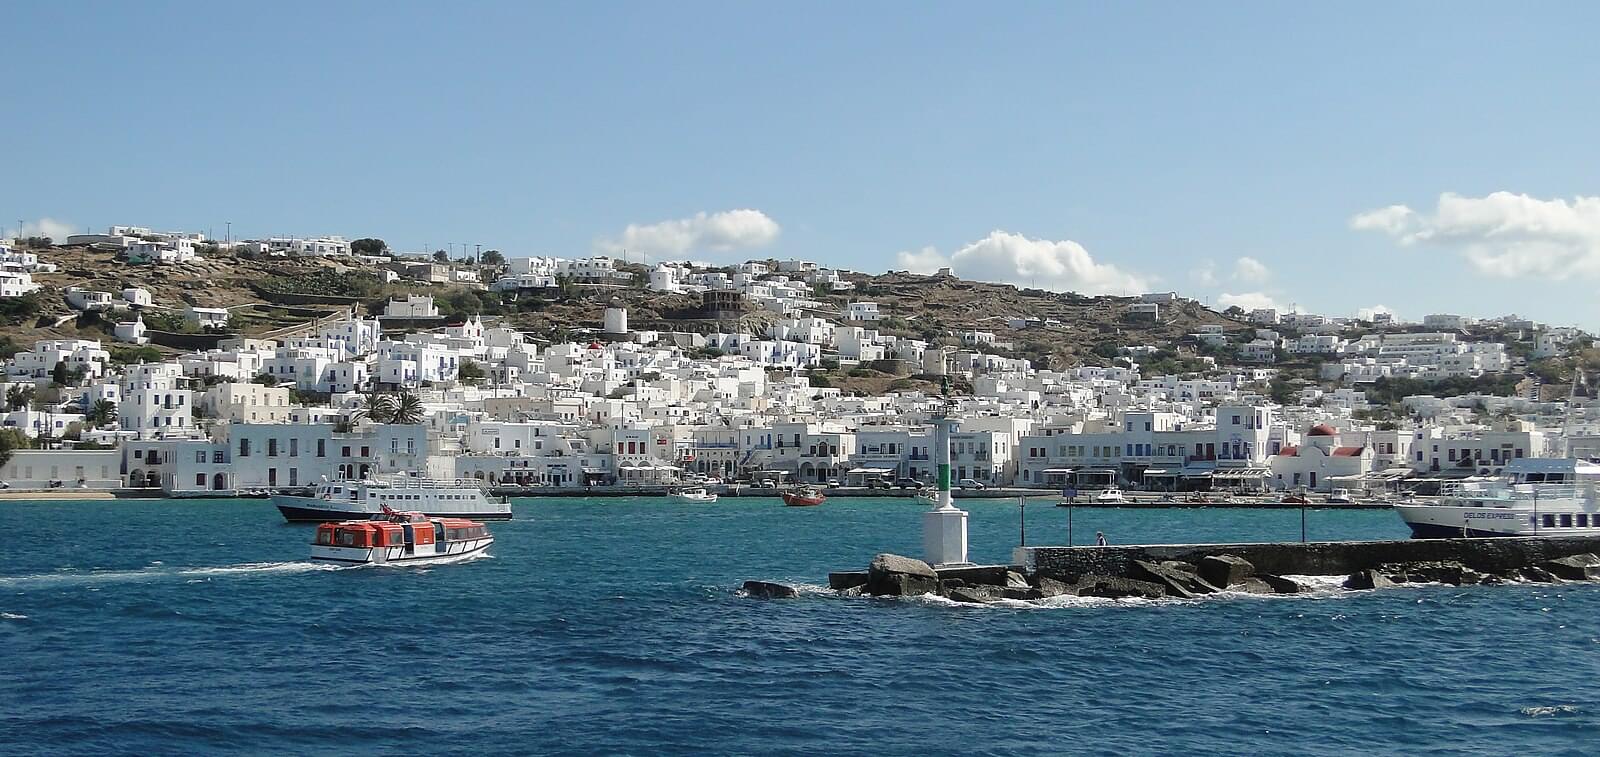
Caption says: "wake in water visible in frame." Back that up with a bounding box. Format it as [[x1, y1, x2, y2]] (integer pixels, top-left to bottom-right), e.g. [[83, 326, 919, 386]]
[[0, 560, 345, 589]]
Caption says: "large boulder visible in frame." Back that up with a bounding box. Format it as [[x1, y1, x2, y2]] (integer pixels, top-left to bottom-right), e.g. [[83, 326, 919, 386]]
[[1131, 560, 1218, 598], [1541, 553, 1600, 581], [1002, 586, 1045, 600], [1343, 569, 1396, 591], [1034, 577, 1076, 598], [1518, 566, 1559, 583], [948, 586, 1005, 604], [828, 571, 868, 590], [1079, 576, 1166, 600], [1005, 570, 1031, 589], [937, 565, 1009, 586], [1256, 574, 1304, 594], [1196, 554, 1255, 588], [866, 553, 940, 597], [742, 580, 799, 599]]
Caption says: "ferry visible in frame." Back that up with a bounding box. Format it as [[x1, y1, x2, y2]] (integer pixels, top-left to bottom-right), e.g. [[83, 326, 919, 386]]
[[311, 508, 493, 565], [274, 477, 513, 523], [1395, 458, 1600, 538]]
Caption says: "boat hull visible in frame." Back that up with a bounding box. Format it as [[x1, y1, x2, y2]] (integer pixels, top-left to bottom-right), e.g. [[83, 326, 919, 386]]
[[782, 494, 825, 507], [275, 496, 514, 523], [1395, 504, 1600, 539], [310, 537, 494, 565]]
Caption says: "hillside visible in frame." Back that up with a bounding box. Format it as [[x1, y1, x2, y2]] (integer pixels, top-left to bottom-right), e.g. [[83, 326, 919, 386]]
[[3, 246, 1250, 370]]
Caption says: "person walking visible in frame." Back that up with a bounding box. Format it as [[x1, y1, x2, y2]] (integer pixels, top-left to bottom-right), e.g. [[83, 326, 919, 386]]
[[1096, 531, 1108, 546]]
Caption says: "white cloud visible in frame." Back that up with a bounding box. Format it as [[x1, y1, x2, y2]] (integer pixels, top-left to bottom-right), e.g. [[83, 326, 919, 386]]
[[895, 245, 950, 274], [1232, 256, 1270, 283], [1358, 305, 1396, 321], [897, 230, 1147, 295], [597, 209, 780, 259], [1351, 191, 1600, 278], [1217, 291, 1284, 312], [16, 217, 75, 241], [1190, 260, 1218, 287]]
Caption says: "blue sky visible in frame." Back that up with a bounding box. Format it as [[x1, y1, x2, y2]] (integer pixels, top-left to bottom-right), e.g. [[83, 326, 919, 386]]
[[5, 3, 1600, 326]]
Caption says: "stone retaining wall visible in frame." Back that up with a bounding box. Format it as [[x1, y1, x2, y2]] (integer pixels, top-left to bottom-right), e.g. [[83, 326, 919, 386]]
[[1016, 536, 1600, 579]]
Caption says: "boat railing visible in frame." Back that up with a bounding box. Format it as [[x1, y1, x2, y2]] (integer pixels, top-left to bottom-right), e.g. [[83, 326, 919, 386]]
[[1446, 482, 1592, 503], [373, 475, 491, 491]]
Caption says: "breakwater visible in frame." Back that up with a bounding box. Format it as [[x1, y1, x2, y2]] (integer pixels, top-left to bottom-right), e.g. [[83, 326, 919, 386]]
[[1014, 535, 1600, 578]]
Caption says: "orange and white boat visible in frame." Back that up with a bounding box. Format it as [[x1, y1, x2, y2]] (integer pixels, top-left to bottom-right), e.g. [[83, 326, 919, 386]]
[[782, 485, 827, 507], [310, 507, 494, 565]]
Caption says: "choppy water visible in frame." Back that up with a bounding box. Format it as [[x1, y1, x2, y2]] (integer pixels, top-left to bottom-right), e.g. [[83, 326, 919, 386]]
[[3, 498, 1597, 755]]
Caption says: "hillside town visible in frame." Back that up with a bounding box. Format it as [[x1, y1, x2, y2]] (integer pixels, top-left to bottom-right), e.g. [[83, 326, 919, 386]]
[[2, 225, 1597, 499]]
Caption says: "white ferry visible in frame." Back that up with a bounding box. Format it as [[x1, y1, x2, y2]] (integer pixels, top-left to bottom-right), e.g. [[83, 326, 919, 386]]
[[311, 508, 493, 565], [274, 477, 513, 523], [1395, 458, 1600, 538]]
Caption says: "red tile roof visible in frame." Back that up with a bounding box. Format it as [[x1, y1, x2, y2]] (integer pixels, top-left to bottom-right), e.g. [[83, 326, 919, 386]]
[[1331, 446, 1365, 457], [1277, 446, 1299, 457]]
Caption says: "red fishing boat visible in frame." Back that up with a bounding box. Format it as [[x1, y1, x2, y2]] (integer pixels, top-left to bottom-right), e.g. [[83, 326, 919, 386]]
[[310, 506, 494, 565], [782, 485, 827, 507]]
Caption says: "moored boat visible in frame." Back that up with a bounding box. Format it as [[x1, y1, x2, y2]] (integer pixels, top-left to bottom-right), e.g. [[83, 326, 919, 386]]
[[782, 485, 826, 507], [1396, 458, 1600, 538], [275, 476, 513, 523], [311, 508, 494, 565], [669, 487, 719, 503]]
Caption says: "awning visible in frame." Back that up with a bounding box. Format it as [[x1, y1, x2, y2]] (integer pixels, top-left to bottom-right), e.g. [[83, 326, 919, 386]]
[[846, 467, 894, 475], [1041, 468, 1075, 474], [1142, 469, 1172, 475]]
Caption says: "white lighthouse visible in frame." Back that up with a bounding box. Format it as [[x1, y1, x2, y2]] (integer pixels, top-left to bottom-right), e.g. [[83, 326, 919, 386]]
[[922, 401, 970, 567]]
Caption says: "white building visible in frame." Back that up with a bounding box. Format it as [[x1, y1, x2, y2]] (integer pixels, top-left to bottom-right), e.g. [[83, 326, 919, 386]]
[[384, 294, 439, 318], [846, 302, 882, 322]]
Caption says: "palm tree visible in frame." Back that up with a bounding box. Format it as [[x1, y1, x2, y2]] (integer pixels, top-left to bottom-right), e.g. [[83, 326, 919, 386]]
[[349, 391, 396, 426], [85, 399, 118, 428], [389, 392, 425, 425], [5, 386, 34, 411]]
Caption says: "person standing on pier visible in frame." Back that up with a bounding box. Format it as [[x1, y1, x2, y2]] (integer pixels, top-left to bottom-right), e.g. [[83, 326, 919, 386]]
[[1096, 531, 1108, 546]]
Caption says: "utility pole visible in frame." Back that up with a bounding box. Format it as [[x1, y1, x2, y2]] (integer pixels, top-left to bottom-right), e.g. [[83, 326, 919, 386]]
[[475, 244, 482, 264]]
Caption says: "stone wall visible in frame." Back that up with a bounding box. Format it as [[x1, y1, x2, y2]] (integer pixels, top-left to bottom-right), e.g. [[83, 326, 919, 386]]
[[1017, 536, 1600, 579]]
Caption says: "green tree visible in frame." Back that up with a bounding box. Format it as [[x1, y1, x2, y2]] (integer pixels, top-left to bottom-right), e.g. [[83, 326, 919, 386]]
[[0, 428, 29, 469], [5, 385, 34, 411], [389, 392, 425, 425], [252, 373, 279, 387], [350, 391, 396, 426], [85, 399, 118, 428], [480, 249, 505, 266], [432, 249, 450, 263], [50, 361, 71, 387], [457, 359, 486, 383], [350, 238, 388, 256]]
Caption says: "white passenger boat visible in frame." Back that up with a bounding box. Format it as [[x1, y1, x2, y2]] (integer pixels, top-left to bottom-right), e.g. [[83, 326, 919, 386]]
[[1395, 459, 1600, 538], [669, 487, 719, 503], [274, 477, 513, 523], [1093, 487, 1126, 504], [310, 508, 494, 565]]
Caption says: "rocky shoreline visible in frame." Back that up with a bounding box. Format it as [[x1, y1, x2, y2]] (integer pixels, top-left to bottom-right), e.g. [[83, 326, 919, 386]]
[[742, 549, 1600, 604]]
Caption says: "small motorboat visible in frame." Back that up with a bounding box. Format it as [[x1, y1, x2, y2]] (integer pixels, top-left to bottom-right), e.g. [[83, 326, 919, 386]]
[[914, 487, 939, 506], [1093, 487, 1126, 504], [1327, 488, 1355, 505], [1282, 492, 1311, 505], [782, 485, 827, 507], [669, 487, 719, 504], [310, 507, 494, 565]]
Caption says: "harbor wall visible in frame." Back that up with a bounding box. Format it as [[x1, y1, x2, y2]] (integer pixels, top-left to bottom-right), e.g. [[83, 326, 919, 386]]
[[1016, 536, 1600, 578]]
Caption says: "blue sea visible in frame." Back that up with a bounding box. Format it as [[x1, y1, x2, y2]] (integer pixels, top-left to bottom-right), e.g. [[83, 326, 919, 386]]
[[2, 497, 1597, 756]]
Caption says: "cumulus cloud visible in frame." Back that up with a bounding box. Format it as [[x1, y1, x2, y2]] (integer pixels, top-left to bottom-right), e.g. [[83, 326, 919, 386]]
[[896, 230, 1147, 295], [1232, 256, 1270, 283], [895, 245, 950, 274], [596, 209, 780, 259], [1358, 305, 1395, 321], [1217, 291, 1284, 312], [16, 217, 75, 241], [1189, 260, 1218, 287], [1351, 192, 1600, 278]]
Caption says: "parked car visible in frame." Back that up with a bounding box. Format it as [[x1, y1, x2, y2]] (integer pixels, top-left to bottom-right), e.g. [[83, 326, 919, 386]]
[[893, 478, 922, 489], [825, 479, 841, 488], [957, 478, 987, 490]]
